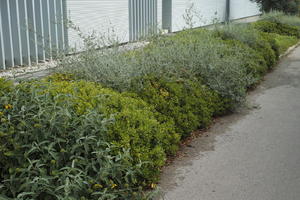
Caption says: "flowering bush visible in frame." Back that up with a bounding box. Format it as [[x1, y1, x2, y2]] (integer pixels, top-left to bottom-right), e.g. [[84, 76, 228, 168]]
[[0, 79, 178, 199]]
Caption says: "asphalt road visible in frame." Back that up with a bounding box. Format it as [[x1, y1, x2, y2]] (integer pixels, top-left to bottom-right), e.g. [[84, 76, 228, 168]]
[[158, 47, 300, 200]]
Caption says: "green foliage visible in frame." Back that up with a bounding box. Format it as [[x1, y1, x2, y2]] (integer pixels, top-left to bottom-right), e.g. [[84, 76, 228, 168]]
[[135, 30, 256, 104], [42, 80, 179, 181], [260, 11, 300, 27], [258, 31, 281, 59], [2, 12, 300, 199], [213, 24, 276, 68], [222, 39, 269, 79], [252, 20, 300, 38], [0, 78, 13, 96], [130, 76, 228, 138], [0, 79, 178, 199], [251, 0, 300, 14], [271, 33, 298, 53], [57, 28, 255, 105]]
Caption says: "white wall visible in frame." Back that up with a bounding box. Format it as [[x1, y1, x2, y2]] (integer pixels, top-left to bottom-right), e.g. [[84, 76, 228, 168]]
[[230, 0, 261, 20], [171, 0, 227, 32], [67, 0, 129, 50], [66, 0, 261, 49], [170, 0, 260, 32]]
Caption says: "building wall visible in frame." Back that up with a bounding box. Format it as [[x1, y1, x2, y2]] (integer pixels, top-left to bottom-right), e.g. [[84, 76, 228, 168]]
[[230, 0, 261, 20], [170, 0, 260, 32], [171, 0, 227, 32]]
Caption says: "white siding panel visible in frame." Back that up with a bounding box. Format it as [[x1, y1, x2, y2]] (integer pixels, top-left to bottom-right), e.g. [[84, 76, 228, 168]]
[[172, 0, 226, 32], [67, 0, 129, 50], [230, 0, 261, 20]]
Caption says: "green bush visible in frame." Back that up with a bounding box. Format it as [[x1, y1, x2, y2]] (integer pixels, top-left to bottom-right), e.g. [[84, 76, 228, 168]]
[[259, 31, 299, 55], [260, 11, 300, 27], [0, 79, 178, 199], [130, 76, 228, 138], [43, 80, 180, 180], [258, 31, 281, 59], [222, 39, 269, 79], [134, 30, 256, 104], [250, 0, 300, 15], [271, 33, 298, 54], [213, 24, 276, 68], [252, 20, 300, 38], [0, 78, 13, 96], [57, 29, 255, 105]]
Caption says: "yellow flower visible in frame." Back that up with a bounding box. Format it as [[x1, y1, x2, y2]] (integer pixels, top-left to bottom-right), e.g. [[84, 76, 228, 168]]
[[111, 183, 117, 189], [60, 148, 66, 153], [93, 184, 103, 190], [34, 124, 42, 128], [160, 88, 169, 97], [150, 183, 156, 189], [4, 104, 13, 110]]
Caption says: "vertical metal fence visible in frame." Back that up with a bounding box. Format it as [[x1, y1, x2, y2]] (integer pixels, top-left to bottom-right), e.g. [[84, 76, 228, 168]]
[[129, 0, 157, 41], [1, 0, 260, 71], [0, 0, 68, 70]]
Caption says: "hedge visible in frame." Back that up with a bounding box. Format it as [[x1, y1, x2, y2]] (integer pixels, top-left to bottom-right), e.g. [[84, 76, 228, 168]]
[[0, 79, 178, 199], [130, 76, 227, 138], [252, 20, 300, 38], [1, 15, 299, 199]]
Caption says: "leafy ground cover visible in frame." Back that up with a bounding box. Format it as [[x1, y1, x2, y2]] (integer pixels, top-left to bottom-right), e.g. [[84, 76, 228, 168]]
[[1, 13, 300, 199]]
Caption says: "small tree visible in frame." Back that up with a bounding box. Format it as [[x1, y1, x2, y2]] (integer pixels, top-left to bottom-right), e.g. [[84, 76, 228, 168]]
[[251, 0, 300, 15]]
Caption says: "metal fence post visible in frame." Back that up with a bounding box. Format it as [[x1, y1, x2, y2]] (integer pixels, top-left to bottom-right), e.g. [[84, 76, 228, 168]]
[[226, 0, 231, 22]]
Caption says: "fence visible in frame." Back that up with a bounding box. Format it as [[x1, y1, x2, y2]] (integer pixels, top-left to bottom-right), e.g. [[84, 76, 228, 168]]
[[129, 0, 158, 41], [0, 0, 260, 70], [0, 0, 68, 70]]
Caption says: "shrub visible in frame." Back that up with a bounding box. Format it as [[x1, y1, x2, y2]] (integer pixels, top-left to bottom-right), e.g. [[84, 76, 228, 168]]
[[252, 20, 300, 38], [260, 11, 300, 27], [258, 31, 281, 59], [270, 33, 298, 53], [0, 79, 179, 199], [57, 29, 255, 105], [133, 30, 256, 105], [222, 39, 269, 79], [251, 0, 300, 15], [213, 24, 276, 68], [56, 43, 144, 92], [0, 78, 13, 96], [130, 76, 227, 138]]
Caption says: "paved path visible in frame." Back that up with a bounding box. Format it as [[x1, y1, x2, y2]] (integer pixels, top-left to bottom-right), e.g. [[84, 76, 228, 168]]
[[158, 47, 300, 200]]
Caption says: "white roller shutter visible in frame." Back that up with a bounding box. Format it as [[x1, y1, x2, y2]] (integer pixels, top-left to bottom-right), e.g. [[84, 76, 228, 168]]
[[67, 0, 129, 50]]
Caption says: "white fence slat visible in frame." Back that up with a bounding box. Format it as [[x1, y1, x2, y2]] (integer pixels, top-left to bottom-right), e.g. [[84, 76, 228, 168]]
[[56, 0, 64, 51], [5, 0, 15, 67], [35, 0, 46, 61], [0, 3, 6, 70], [27, 0, 39, 63], [10, 0, 23, 66]]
